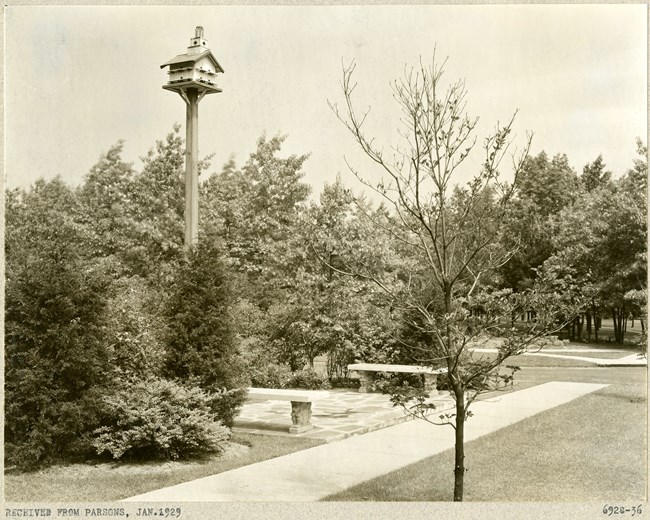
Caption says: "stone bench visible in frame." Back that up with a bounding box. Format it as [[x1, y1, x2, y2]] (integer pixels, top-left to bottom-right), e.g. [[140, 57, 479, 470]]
[[347, 363, 448, 394], [246, 388, 330, 434]]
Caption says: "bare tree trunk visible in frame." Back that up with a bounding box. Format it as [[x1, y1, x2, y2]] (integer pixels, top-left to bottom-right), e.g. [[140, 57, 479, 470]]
[[576, 315, 584, 340], [445, 283, 466, 502], [612, 307, 627, 344], [453, 389, 466, 502]]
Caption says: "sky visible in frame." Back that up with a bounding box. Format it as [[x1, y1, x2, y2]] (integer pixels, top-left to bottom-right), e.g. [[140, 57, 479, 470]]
[[4, 5, 648, 200]]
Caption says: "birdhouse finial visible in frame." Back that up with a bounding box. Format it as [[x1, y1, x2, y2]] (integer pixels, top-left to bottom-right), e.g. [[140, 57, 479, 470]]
[[186, 26, 208, 54]]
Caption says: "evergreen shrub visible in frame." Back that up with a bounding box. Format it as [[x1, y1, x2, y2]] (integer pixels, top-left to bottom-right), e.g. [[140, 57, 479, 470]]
[[248, 363, 293, 389], [93, 377, 230, 461], [5, 205, 113, 467], [285, 369, 331, 390], [249, 366, 330, 390], [329, 377, 361, 390], [208, 387, 249, 428], [163, 242, 248, 425]]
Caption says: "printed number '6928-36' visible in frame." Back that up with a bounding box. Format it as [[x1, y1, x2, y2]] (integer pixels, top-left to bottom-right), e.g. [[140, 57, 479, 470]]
[[603, 505, 643, 516]]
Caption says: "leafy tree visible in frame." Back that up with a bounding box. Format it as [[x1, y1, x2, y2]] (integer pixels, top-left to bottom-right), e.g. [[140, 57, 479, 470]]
[[125, 126, 186, 277], [548, 177, 646, 343], [597, 186, 646, 343], [619, 140, 648, 344], [201, 156, 245, 246], [330, 56, 580, 501], [297, 177, 405, 375], [76, 141, 137, 273], [112, 125, 211, 280], [202, 134, 311, 309], [620, 137, 648, 196], [200, 135, 324, 377], [240, 134, 311, 232], [581, 154, 612, 193], [75, 126, 209, 282], [518, 152, 580, 216], [499, 151, 580, 291]]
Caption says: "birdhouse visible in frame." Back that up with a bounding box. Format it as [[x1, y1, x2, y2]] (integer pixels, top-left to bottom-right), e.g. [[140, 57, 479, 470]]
[[160, 26, 224, 95]]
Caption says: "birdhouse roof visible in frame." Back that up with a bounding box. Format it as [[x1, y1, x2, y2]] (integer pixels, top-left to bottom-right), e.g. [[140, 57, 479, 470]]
[[160, 50, 224, 73]]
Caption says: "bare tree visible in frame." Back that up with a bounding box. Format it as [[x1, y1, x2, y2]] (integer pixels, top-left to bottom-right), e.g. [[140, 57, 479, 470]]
[[327, 55, 581, 501]]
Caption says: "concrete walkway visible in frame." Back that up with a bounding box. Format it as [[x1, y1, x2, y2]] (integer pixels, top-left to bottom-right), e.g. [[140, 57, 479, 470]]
[[471, 348, 647, 367], [532, 352, 646, 366], [123, 381, 607, 502]]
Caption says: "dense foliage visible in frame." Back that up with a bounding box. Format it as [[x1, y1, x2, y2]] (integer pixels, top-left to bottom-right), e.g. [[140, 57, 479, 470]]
[[4, 129, 236, 467], [4, 108, 645, 469]]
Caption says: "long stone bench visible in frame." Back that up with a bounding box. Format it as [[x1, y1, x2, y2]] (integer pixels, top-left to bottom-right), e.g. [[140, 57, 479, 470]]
[[246, 388, 330, 434], [347, 363, 448, 394]]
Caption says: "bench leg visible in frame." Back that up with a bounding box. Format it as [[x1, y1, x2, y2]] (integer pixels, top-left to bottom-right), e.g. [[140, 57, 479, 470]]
[[356, 371, 376, 393], [422, 373, 439, 395], [289, 401, 313, 434]]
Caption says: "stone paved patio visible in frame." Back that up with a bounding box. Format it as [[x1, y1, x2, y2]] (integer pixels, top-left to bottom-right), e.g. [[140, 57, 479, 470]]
[[233, 389, 455, 442]]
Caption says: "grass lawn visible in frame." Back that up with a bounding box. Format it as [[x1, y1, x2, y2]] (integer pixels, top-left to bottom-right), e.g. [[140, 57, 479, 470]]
[[323, 381, 646, 501], [5, 433, 325, 502]]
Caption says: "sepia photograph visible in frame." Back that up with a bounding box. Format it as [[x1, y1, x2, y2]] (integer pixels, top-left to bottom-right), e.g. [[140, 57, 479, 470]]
[[3, 4, 647, 519]]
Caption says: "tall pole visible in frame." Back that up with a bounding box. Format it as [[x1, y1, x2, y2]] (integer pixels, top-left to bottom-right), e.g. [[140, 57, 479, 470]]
[[161, 26, 223, 250], [185, 89, 199, 249]]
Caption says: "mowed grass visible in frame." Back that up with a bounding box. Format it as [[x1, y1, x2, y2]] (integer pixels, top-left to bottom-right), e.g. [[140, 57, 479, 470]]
[[323, 381, 646, 502], [5, 433, 325, 502]]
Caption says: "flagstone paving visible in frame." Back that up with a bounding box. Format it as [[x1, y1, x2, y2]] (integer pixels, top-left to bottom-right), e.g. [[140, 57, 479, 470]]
[[232, 389, 456, 442]]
